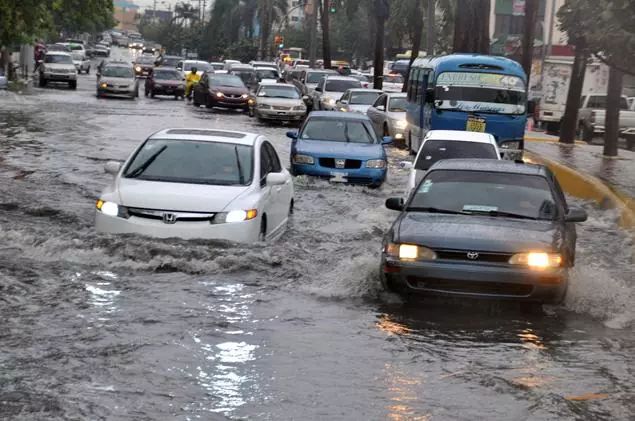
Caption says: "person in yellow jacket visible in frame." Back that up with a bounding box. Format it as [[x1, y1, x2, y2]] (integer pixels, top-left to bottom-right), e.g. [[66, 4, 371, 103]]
[[185, 67, 201, 100]]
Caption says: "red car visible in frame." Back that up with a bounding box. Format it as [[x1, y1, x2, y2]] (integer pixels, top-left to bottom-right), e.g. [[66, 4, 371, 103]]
[[144, 68, 185, 99]]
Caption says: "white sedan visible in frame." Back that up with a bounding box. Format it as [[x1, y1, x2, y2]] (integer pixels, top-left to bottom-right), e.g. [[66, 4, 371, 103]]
[[400, 130, 501, 199], [95, 128, 294, 243]]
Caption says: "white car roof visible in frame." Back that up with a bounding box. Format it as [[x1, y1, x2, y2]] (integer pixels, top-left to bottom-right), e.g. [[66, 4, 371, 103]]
[[46, 51, 71, 56], [425, 130, 496, 144], [325, 75, 360, 81], [255, 66, 278, 71], [183, 60, 208, 65], [150, 128, 259, 146], [345, 88, 382, 93]]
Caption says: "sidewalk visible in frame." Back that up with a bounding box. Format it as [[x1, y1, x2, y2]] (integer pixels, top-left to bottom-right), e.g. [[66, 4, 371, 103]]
[[523, 136, 635, 230]]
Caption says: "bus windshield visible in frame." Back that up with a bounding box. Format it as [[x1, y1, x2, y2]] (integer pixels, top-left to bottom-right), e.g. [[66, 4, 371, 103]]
[[434, 72, 526, 115]]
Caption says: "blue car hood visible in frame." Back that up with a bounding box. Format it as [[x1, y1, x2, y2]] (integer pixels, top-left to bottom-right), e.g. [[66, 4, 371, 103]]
[[296, 139, 385, 160], [395, 213, 563, 253]]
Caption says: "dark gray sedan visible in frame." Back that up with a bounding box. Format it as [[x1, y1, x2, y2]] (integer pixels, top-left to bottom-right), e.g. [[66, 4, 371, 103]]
[[381, 159, 588, 304]]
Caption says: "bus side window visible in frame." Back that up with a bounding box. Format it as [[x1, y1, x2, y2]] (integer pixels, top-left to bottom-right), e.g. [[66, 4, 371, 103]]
[[416, 70, 429, 104], [424, 71, 435, 103], [408, 68, 419, 102]]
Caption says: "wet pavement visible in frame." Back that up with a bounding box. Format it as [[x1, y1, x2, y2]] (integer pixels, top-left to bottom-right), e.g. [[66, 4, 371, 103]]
[[526, 140, 635, 199], [0, 48, 634, 420]]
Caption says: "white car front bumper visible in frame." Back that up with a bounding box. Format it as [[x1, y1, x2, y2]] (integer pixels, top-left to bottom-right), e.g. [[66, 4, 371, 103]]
[[95, 211, 261, 243]]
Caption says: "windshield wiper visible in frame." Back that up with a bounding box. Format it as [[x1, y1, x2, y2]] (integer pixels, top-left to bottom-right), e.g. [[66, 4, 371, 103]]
[[234, 146, 245, 185], [407, 206, 471, 215], [472, 210, 538, 220], [126, 145, 167, 178]]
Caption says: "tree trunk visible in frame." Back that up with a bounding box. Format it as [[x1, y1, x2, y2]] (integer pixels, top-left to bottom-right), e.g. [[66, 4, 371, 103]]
[[453, 0, 490, 53], [521, 0, 538, 78], [320, 0, 331, 68], [373, 3, 385, 89], [559, 43, 588, 144], [403, 0, 424, 92], [603, 66, 623, 157]]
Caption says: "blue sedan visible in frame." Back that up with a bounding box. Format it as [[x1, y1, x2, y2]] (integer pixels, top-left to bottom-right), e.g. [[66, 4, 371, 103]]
[[287, 111, 392, 187]]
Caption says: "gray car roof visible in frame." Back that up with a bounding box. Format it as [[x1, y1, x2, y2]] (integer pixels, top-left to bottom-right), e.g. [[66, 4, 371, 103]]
[[427, 159, 548, 176]]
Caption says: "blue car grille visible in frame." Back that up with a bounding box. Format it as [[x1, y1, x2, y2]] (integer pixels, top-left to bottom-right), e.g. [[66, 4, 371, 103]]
[[319, 158, 362, 169]]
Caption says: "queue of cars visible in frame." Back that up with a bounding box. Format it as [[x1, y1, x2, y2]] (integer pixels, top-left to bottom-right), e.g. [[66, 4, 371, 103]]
[[88, 50, 590, 307]]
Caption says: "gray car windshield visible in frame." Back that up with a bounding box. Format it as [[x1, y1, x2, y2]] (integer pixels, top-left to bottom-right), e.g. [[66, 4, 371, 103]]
[[300, 118, 376, 143], [45, 54, 72, 64], [154, 70, 181, 80], [211, 74, 245, 88], [257, 85, 300, 99], [124, 139, 253, 186], [349, 91, 381, 105], [102, 66, 135, 78], [409, 170, 558, 220], [184, 62, 212, 72], [325, 79, 362, 92], [389, 97, 407, 111], [415, 140, 499, 171], [307, 72, 330, 83]]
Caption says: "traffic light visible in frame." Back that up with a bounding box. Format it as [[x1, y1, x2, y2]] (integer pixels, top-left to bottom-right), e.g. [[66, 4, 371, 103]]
[[278, 36, 284, 49], [329, 0, 336, 13]]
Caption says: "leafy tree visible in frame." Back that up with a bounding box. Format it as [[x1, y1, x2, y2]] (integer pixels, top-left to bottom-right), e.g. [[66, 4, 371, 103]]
[[453, 0, 490, 53]]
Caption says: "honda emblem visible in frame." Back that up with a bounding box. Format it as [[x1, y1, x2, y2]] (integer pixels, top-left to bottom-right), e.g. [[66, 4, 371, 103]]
[[162, 213, 177, 224]]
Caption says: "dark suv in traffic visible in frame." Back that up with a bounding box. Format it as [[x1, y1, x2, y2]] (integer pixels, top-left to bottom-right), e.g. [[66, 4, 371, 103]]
[[192, 73, 250, 111]]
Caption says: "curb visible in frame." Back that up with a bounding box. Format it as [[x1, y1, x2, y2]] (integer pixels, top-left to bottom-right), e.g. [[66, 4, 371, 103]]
[[524, 136, 587, 145], [524, 151, 635, 231]]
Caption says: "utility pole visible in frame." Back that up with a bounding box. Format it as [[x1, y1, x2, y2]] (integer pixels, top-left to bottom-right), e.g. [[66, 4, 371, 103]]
[[426, 0, 435, 56], [308, 0, 318, 68]]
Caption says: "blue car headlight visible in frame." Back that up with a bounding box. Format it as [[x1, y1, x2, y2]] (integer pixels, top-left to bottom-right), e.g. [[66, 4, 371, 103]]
[[366, 159, 386, 168]]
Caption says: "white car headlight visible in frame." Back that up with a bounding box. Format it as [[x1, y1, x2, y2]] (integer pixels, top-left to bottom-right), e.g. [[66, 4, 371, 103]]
[[293, 105, 306, 111], [366, 159, 386, 168], [325, 97, 336, 105], [292, 154, 314, 165], [509, 252, 563, 269], [96, 200, 119, 216], [395, 119, 407, 129], [213, 209, 258, 224], [384, 243, 437, 261], [241, 94, 249, 99], [257, 104, 271, 109]]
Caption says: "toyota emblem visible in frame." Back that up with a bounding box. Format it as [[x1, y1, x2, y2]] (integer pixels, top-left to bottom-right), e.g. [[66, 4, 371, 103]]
[[466, 252, 479, 260], [335, 159, 346, 169], [162, 213, 177, 224]]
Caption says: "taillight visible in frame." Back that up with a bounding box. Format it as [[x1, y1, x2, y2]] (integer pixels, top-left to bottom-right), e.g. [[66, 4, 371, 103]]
[[590, 111, 596, 124]]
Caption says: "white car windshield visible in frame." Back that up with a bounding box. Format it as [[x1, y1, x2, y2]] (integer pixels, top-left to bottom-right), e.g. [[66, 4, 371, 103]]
[[349, 91, 381, 105], [409, 170, 558, 221], [256, 69, 279, 80], [300, 118, 376, 144], [257, 85, 300, 99], [102, 66, 135, 78], [45, 54, 72, 64], [415, 140, 498, 171], [388, 97, 407, 112], [124, 139, 254, 186], [325, 79, 362, 92]]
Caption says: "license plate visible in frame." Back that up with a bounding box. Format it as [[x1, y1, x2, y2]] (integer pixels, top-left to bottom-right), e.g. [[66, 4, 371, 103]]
[[466, 117, 486, 132], [329, 172, 348, 183]]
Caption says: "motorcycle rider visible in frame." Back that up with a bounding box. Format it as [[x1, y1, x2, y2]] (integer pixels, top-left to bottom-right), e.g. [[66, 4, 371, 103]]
[[184, 66, 200, 100]]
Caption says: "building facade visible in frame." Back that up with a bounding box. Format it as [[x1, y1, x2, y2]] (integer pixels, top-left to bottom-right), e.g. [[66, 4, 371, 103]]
[[114, 0, 140, 31], [287, 0, 306, 28]]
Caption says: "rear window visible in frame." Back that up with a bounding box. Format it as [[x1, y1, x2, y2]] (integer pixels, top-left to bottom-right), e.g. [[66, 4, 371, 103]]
[[415, 139, 498, 171], [349, 91, 381, 105]]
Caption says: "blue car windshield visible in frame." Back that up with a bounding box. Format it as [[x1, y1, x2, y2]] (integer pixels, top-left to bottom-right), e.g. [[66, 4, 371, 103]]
[[300, 118, 376, 143], [409, 170, 559, 220]]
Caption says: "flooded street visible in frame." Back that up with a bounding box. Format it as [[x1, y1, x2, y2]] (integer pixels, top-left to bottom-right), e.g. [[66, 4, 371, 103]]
[[1, 49, 634, 421]]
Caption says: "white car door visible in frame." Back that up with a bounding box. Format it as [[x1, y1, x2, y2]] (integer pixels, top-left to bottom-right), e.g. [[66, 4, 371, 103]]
[[258, 141, 291, 238], [368, 94, 387, 135]]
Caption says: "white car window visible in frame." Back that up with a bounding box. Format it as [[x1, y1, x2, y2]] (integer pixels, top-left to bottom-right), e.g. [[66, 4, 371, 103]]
[[415, 139, 499, 171]]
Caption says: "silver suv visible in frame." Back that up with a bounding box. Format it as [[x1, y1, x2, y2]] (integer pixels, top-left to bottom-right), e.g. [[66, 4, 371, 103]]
[[38, 52, 78, 89]]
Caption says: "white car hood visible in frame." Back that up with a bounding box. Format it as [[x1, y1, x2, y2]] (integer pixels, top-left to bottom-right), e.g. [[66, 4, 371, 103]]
[[116, 178, 249, 212], [260, 78, 278, 84], [45, 63, 75, 71], [383, 82, 403, 93], [347, 104, 371, 113]]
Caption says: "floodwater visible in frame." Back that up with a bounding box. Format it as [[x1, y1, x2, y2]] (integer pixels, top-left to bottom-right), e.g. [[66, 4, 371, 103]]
[[0, 49, 633, 421]]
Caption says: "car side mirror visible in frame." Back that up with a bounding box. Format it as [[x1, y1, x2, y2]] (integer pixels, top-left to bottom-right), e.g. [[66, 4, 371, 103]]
[[302, 95, 310, 101], [339, 99, 349, 105], [385, 197, 404, 211], [286, 131, 298, 139], [104, 161, 122, 175], [376, 105, 385, 111], [315, 86, 322, 92], [382, 136, 393, 145], [399, 161, 413, 170], [565, 207, 588, 222], [266, 172, 287, 186]]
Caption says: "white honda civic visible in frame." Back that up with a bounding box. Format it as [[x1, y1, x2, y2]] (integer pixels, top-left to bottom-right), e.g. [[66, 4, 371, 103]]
[[95, 128, 294, 243]]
